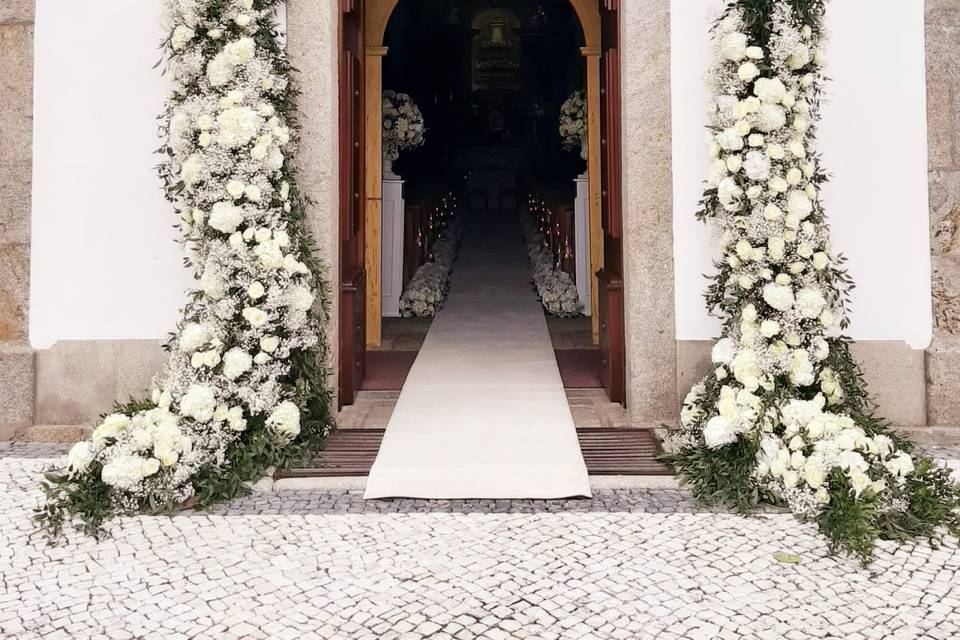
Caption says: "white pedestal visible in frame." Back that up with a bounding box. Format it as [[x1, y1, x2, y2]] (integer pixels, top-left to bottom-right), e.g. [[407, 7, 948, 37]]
[[381, 178, 405, 317], [573, 175, 591, 316]]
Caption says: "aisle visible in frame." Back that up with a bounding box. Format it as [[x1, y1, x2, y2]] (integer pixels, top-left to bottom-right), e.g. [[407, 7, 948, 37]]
[[364, 209, 592, 499]]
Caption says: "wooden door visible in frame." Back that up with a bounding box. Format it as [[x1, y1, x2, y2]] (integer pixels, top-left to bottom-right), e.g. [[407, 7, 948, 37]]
[[339, 0, 367, 407], [597, 0, 626, 404]]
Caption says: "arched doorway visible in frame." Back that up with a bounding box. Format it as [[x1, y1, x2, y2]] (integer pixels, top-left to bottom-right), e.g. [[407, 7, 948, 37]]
[[337, 0, 624, 407]]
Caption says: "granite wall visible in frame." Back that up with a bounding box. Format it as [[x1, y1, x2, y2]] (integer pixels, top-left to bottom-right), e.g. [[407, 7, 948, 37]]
[[0, 0, 35, 437], [926, 0, 960, 430]]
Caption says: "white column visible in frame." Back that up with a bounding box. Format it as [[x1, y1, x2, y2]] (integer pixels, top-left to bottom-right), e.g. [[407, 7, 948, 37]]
[[381, 178, 405, 317], [573, 175, 591, 316]]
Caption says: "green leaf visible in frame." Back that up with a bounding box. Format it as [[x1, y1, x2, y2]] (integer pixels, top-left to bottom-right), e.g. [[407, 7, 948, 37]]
[[773, 552, 800, 564]]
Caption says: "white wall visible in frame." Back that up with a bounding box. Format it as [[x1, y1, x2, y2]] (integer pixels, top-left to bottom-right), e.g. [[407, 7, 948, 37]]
[[671, 0, 933, 349], [30, 2, 933, 349], [29, 1, 288, 349], [30, 0, 187, 348]]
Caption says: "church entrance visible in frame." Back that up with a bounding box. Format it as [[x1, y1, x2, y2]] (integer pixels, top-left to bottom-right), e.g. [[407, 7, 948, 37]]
[[339, 0, 625, 408], [327, 0, 648, 494]]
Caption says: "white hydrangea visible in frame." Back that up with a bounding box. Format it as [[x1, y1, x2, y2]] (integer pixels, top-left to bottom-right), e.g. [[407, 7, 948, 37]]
[[180, 384, 216, 423], [267, 401, 301, 440], [222, 347, 253, 380], [66, 441, 95, 474], [101, 455, 160, 490]]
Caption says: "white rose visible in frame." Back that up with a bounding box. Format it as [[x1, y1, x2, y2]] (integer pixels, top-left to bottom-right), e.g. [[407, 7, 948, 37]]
[[760, 320, 780, 338], [743, 150, 770, 181], [789, 350, 815, 387], [703, 415, 738, 449], [92, 413, 131, 443], [209, 201, 244, 233], [762, 283, 795, 311], [717, 177, 743, 211], [254, 240, 284, 270], [66, 441, 95, 474], [171, 25, 195, 50], [803, 463, 825, 489], [768, 176, 788, 194], [726, 155, 743, 173], [227, 406, 247, 432], [885, 452, 915, 478], [786, 167, 803, 186], [242, 306, 269, 327], [812, 252, 829, 270], [234, 13, 252, 27], [260, 335, 280, 353], [717, 128, 744, 151], [767, 236, 785, 260], [766, 143, 785, 160], [226, 180, 246, 199], [267, 401, 301, 440], [222, 347, 253, 380], [731, 349, 761, 391], [786, 44, 811, 70], [179, 323, 212, 353], [763, 204, 782, 221], [244, 185, 262, 202], [738, 62, 760, 82], [180, 153, 205, 187], [245, 281, 265, 300], [719, 32, 748, 61]]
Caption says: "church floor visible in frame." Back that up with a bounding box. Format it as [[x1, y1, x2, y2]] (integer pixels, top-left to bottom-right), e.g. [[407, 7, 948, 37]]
[[3, 445, 960, 640]]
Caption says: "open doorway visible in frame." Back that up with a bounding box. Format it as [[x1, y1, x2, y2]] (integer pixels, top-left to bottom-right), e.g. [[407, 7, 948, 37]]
[[338, 0, 626, 418]]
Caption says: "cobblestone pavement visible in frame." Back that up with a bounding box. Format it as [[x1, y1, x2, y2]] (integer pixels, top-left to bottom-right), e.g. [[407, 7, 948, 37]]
[[2, 446, 960, 640]]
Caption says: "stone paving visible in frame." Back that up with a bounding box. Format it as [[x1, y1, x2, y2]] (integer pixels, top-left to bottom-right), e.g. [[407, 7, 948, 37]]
[[2, 445, 960, 639]]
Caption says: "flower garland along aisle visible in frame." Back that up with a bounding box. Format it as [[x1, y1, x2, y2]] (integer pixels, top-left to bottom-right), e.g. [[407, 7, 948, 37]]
[[35, 0, 334, 539], [661, 0, 959, 563], [382, 90, 425, 177], [559, 89, 587, 160], [521, 197, 582, 318], [399, 196, 466, 317]]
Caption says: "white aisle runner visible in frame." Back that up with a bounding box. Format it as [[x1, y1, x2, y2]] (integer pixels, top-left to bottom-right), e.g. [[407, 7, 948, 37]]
[[364, 209, 592, 499]]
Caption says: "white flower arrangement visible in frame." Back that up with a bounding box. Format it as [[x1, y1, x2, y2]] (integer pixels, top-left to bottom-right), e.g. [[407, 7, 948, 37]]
[[558, 89, 586, 155], [382, 90, 425, 161], [38, 0, 333, 538], [663, 2, 959, 562], [399, 207, 467, 318], [520, 211, 582, 318]]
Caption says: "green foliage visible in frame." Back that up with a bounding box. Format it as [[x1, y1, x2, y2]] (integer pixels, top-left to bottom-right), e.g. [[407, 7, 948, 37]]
[[34, 0, 334, 542], [874, 458, 960, 545], [816, 470, 880, 564], [720, 0, 827, 48], [666, 437, 761, 515], [35, 464, 116, 542]]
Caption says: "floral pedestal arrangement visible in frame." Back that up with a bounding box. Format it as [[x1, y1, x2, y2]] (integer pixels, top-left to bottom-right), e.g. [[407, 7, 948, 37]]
[[661, 0, 959, 564], [36, 0, 334, 540]]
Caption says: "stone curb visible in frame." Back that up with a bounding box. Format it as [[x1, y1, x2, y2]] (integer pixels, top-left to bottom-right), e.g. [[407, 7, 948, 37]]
[[271, 475, 681, 493]]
